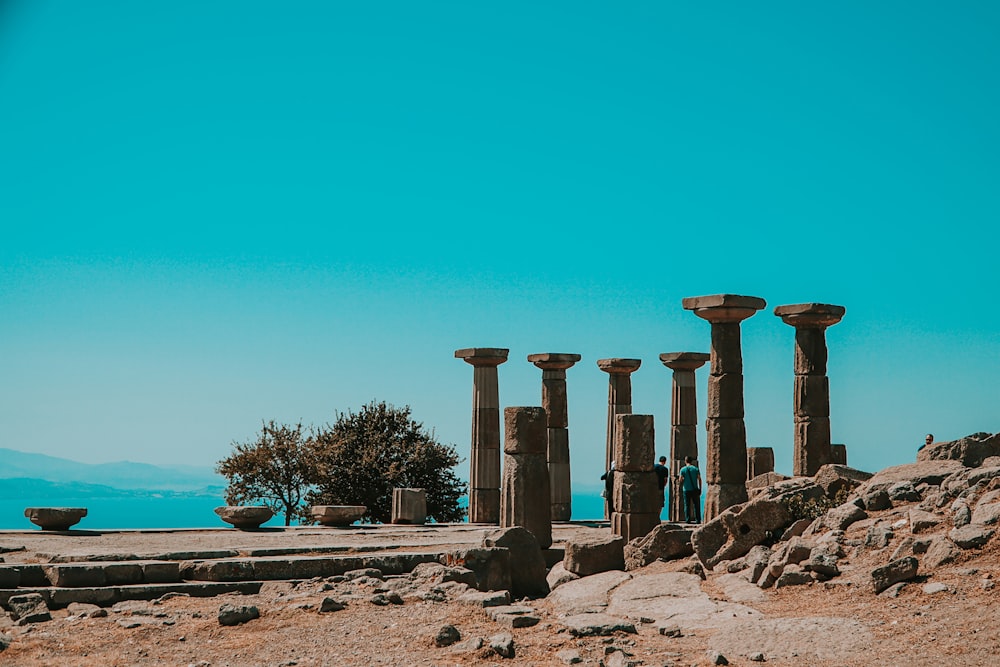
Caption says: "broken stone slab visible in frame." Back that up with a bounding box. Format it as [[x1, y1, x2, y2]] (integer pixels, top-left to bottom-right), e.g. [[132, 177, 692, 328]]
[[24, 507, 87, 531], [563, 534, 625, 576], [744, 546, 772, 585], [309, 505, 367, 527], [920, 537, 958, 569], [917, 431, 1000, 468], [808, 502, 867, 534], [7, 593, 51, 624], [487, 604, 540, 628], [971, 502, 1000, 526], [545, 570, 632, 616], [560, 613, 637, 637], [774, 564, 813, 588], [214, 506, 273, 529], [482, 526, 549, 599], [949, 524, 994, 549], [908, 509, 942, 534], [864, 524, 894, 549], [488, 632, 515, 658], [623, 524, 693, 570], [391, 488, 427, 525], [457, 589, 511, 608], [443, 547, 510, 593], [66, 602, 107, 618], [871, 557, 918, 594]]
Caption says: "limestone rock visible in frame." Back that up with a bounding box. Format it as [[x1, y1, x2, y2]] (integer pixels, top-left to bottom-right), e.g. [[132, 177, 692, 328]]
[[745, 545, 773, 584], [563, 534, 625, 576], [7, 593, 51, 625], [917, 431, 1000, 467], [810, 502, 867, 533], [860, 488, 892, 511], [434, 624, 461, 647], [921, 537, 958, 569], [871, 557, 918, 594], [319, 597, 345, 613], [952, 501, 972, 528], [774, 564, 813, 588], [482, 527, 549, 599], [863, 461, 967, 490], [888, 482, 921, 502], [909, 509, 943, 534], [865, 524, 894, 549], [488, 632, 515, 658], [949, 524, 994, 549], [560, 613, 637, 637], [217, 603, 259, 626], [67, 602, 106, 618], [443, 547, 511, 592], [971, 502, 1000, 526], [0, 633, 10, 653], [545, 562, 579, 591], [310, 505, 367, 526], [746, 472, 791, 498], [623, 524, 693, 570]]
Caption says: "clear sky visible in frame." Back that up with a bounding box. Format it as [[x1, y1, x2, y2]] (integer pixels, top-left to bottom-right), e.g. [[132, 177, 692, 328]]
[[2, 2, 998, 491]]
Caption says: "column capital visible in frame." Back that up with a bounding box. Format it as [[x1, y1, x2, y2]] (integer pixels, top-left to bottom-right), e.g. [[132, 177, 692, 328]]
[[773, 303, 845, 328], [527, 353, 582, 371], [682, 294, 766, 323], [597, 358, 641, 374], [659, 352, 710, 371], [455, 348, 509, 367]]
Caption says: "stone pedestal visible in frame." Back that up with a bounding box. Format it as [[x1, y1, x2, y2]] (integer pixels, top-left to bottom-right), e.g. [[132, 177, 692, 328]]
[[611, 414, 661, 542], [659, 352, 709, 523], [501, 407, 552, 548], [831, 443, 848, 465], [391, 488, 427, 524], [528, 353, 581, 522], [682, 294, 766, 520], [214, 506, 273, 530], [747, 447, 775, 479], [456, 347, 509, 524], [24, 507, 87, 531], [774, 304, 845, 477]]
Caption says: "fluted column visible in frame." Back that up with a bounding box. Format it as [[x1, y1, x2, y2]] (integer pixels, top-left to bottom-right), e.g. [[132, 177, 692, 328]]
[[774, 303, 845, 476], [455, 347, 509, 523], [528, 353, 581, 522], [682, 294, 766, 520], [659, 352, 709, 523]]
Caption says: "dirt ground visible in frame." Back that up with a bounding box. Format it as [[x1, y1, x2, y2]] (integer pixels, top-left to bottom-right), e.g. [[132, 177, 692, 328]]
[[3, 523, 1000, 666]]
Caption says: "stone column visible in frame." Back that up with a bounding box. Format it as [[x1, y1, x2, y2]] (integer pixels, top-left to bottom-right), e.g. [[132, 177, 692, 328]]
[[659, 352, 709, 523], [612, 414, 661, 542], [682, 294, 766, 520], [455, 347, 509, 524], [528, 353, 581, 522], [746, 447, 775, 480], [597, 358, 641, 520], [774, 303, 846, 477], [501, 406, 552, 548], [831, 444, 847, 465]]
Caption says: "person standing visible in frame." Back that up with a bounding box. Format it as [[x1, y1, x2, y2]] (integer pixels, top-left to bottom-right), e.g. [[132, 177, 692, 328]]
[[600, 461, 615, 515], [678, 456, 702, 524], [919, 433, 934, 451], [653, 455, 669, 513]]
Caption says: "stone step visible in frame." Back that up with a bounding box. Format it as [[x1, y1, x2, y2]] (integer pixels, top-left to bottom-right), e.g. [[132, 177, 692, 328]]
[[0, 581, 264, 609], [180, 551, 444, 582], [37, 543, 421, 563]]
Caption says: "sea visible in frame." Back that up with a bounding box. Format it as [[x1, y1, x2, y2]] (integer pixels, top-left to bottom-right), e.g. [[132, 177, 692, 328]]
[[0, 492, 613, 530]]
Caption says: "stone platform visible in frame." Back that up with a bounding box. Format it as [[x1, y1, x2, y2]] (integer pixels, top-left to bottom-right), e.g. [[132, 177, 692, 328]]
[[0, 522, 606, 609]]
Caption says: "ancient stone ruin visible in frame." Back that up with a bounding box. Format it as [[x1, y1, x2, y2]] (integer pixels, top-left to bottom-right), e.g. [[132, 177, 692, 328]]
[[527, 353, 581, 522], [683, 294, 766, 520], [455, 347, 509, 524], [659, 352, 709, 523], [611, 413, 660, 543], [500, 406, 552, 549]]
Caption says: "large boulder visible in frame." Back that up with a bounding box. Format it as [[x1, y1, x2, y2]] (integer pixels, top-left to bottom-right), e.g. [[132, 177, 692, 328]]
[[857, 461, 967, 499], [623, 524, 693, 570], [443, 547, 511, 592], [563, 534, 625, 577], [918, 432, 1000, 468], [692, 481, 823, 568], [871, 557, 918, 594], [482, 527, 549, 599]]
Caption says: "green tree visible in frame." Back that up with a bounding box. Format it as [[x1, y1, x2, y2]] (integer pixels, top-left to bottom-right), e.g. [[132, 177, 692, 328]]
[[216, 420, 313, 526], [305, 401, 466, 524]]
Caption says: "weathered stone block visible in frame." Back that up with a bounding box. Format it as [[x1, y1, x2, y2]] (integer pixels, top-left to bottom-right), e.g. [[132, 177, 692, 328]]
[[612, 471, 661, 514], [623, 524, 693, 569], [794, 375, 830, 418], [7, 593, 51, 624], [949, 524, 994, 549], [746, 447, 774, 479], [214, 506, 273, 529], [704, 483, 748, 520], [707, 374, 745, 419], [706, 418, 748, 484], [503, 407, 547, 454], [814, 464, 873, 498], [310, 505, 366, 526], [709, 322, 744, 375], [500, 451, 551, 549], [830, 444, 847, 465], [483, 527, 549, 599], [547, 428, 570, 463], [23, 507, 87, 531], [793, 418, 831, 476], [391, 488, 427, 525], [613, 414, 655, 472], [541, 378, 568, 428], [468, 489, 500, 524], [563, 535, 625, 576], [44, 565, 107, 588], [443, 547, 510, 592]]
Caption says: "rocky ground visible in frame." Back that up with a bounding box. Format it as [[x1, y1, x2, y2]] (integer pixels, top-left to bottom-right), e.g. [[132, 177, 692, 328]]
[[3, 432, 1000, 666]]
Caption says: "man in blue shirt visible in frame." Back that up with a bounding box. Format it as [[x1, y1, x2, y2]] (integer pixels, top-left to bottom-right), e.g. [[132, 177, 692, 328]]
[[678, 456, 702, 524]]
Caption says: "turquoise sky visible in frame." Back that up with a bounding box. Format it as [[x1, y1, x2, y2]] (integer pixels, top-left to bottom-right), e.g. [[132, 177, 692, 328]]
[[2, 2, 998, 490]]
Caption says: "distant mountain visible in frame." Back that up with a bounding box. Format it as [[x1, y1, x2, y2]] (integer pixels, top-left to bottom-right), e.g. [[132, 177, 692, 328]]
[[0, 448, 225, 492], [0, 477, 223, 500]]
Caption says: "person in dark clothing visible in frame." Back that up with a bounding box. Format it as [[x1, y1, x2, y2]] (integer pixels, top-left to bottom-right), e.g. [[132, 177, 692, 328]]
[[600, 462, 615, 514], [653, 455, 669, 510]]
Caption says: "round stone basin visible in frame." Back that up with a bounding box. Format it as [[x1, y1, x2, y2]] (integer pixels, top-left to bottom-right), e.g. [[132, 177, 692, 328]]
[[214, 506, 274, 529], [310, 505, 366, 527], [24, 507, 88, 531]]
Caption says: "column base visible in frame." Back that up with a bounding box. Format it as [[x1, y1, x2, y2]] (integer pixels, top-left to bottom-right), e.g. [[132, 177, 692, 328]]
[[704, 483, 748, 521], [468, 488, 500, 524]]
